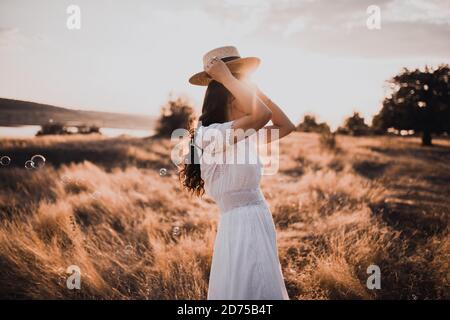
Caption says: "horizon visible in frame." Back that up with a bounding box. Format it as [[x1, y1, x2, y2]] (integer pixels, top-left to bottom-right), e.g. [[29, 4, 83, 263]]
[[0, 96, 157, 118], [1, 0, 449, 129]]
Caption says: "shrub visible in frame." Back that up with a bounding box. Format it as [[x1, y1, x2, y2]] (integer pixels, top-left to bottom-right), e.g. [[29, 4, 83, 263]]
[[297, 115, 330, 133], [337, 112, 371, 136], [319, 131, 339, 152], [36, 123, 70, 136], [36, 124, 102, 136], [77, 125, 101, 135], [156, 96, 196, 137]]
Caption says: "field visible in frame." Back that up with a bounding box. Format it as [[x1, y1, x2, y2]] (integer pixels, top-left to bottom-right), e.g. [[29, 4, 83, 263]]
[[0, 132, 449, 299]]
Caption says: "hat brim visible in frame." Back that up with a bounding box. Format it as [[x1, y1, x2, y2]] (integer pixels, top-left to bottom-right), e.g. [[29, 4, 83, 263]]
[[188, 57, 260, 86]]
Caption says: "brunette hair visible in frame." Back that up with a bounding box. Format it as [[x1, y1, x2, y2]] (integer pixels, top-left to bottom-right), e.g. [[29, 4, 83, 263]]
[[179, 80, 231, 196]]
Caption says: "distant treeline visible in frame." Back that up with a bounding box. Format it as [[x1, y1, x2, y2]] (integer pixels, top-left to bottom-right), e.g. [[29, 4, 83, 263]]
[[36, 123, 101, 136], [296, 112, 375, 136], [4, 64, 447, 147], [154, 65, 449, 146], [298, 65, 450, 146]]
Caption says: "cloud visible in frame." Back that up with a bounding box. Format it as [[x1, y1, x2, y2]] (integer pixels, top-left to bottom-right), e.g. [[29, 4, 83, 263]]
[[204, 0, 450, 59], [283, 20, 450, 59], [385, 0, 450, 24]]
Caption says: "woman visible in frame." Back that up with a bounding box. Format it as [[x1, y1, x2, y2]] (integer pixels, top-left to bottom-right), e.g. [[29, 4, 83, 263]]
[[180, 46, 295, 300]]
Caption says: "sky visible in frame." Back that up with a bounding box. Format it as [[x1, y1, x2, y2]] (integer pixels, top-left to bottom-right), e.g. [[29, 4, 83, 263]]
[[0, 0, 449, 129]]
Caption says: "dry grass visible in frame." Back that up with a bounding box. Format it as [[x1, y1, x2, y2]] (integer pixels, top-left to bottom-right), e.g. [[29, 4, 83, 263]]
[[0, 132, 449, 299]]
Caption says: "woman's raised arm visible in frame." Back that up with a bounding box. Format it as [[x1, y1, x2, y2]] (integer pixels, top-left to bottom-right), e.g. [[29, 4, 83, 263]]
[[255, 86, 296, 143], [204, 57, 272, 143]]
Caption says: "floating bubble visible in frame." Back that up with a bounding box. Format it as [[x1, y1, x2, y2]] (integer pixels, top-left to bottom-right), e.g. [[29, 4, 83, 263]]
[[91, 191, 102, 199], [124, 244, 133, 255], [159, 168, 167, 176], [61, 175, 72, 184], [25, 160, 35, 170], [0, 156, 11, 166], [172, 226, 181, 237], [31, 154, 46, 169]]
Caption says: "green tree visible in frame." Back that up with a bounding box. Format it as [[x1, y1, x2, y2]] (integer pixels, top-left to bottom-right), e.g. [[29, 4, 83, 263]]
[[373, 65, 450, 145]]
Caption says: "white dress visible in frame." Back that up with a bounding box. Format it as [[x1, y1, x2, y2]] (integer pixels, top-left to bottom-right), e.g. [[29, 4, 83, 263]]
[[195, 120, 289, 300]]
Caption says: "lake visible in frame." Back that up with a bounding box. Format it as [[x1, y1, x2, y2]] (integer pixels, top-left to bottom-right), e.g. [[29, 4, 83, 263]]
[[0, 126, 154, 138]]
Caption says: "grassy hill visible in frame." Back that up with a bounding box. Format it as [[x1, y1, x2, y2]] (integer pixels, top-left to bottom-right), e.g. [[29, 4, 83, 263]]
[[0, 132, 448, 299], [0, 98, 156, 129]]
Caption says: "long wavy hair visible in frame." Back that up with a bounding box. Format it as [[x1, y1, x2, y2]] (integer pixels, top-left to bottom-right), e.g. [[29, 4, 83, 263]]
[[179, 80, 232, 196]]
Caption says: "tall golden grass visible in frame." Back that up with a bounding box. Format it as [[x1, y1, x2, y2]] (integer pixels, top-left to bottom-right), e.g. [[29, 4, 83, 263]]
[[0, 132, 448, 299]]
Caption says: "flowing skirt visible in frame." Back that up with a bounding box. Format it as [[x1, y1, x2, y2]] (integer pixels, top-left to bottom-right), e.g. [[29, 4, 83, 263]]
[[207, 202, 289, 300]]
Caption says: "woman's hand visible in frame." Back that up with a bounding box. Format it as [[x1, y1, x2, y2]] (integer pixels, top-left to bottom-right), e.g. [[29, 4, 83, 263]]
[[204, 57, 234, 84]]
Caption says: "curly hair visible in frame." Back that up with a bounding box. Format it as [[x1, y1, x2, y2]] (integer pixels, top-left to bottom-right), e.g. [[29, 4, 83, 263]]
[[179, 80, 231, 196]]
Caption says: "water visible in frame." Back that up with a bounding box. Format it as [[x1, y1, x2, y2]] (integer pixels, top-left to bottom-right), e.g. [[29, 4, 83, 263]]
[[0, 125, 41, 137], [0, 125, 154, 138]]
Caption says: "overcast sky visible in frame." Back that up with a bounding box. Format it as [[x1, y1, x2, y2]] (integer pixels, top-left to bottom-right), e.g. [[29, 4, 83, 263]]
[[0, 0, 449, 128]]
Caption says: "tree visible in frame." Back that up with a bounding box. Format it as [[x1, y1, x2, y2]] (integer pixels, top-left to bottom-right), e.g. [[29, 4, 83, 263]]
[[297, 114, 330, 133], [36, 123, 70, 136], [156, 95, 196, 137], [373, 65, 450, 145], [36, 123, 102, 136], [337, 112, 370, 136], [76, 125, 101, 135]]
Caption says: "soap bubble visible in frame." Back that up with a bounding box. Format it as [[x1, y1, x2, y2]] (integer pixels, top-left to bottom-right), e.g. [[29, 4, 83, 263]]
[[61, 175, 71, 184], [25, 160, 34, 170], [172, 226, 181, 237], [0, 156, 11, 166], [91, 191, 102, 199], [124, 244, 133, 255], [159, 168, 167, 176], [31, 154, 46, 169]]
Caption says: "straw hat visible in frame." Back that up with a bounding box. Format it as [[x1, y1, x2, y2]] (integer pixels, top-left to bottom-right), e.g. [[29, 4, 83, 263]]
[[188, 46, 260, 86]]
